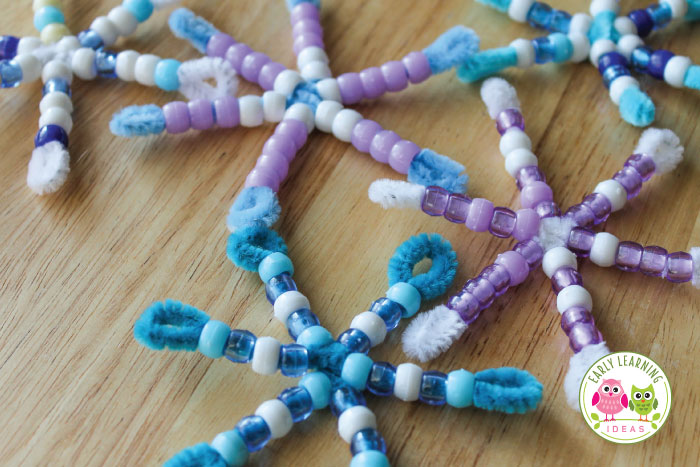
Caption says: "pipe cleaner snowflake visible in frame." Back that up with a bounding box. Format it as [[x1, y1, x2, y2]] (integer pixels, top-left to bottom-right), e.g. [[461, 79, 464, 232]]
[[459, 0, 700, 127]]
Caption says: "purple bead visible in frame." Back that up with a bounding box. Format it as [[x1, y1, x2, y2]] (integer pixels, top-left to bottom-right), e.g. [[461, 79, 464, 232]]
[[494, 250, 529, 286], [369, 130, 400, 163], [292, 19, 323, 37], [359, 67, 386, 100], [613, 166, 643, 199], [188, 99, 215, 130], [513, 240, 544, 271], [624, 153, 655, 181], [640, 245, 667, 276], [463, 277, 495, 310], [381, 60, 408, 92], [389, 140, 420, 174], [0, 35, 19, 60], [263, 135, 297, 162], [444, 194, 472, 223], [515, 166, 546, 190], [245, 168, 279, 191], [422, 186, 449, 216], [551, 267, 583, 293], [615, 241, 643, 272], [565, 203, 595, 227], [568, 227, 595, 257], [290, 2, 320, 22], [513, 209, 540, 241], [275, 119, 308, 151], [534, 200, 561, 219], [569, 323, 602, 352], [337, 72, 364, 104], [163, 101, 191, 134], [465, 198, 494, 232], [293, 34, 324, 55], [481, 264, 511, 297], [206, 33, 236, 58], [495, 108, 525, 135], [561, 306, 594, 334], [257, 153, 289, 180], [241, 52, 270, 83], [225, 43, 253, 73], [447, 292, 480, 324], [629, 9, 654, 37], [665, 251, 693, 283], [214, 96, 239, 128], [401, 51, 431, 83], [489, 207, 516, 238], [258, 62, 286, 91], [597, 52, 628, 74], [648, 49, 674, 80], [520, 181, 553, 209], [35, 124, 68, 148], [581, 192, 612, 224], [351, 119, 382, 153]]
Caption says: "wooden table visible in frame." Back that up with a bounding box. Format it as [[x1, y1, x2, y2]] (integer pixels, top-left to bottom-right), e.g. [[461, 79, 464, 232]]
[[1, 1, 698, 465]]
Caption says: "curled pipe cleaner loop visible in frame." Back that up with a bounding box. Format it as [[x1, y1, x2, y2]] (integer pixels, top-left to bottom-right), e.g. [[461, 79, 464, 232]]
[[164, 443, 227, 467], [168, 8, 219, 53], [408, 149, 469, 194], [226, 186, 281, 232], [422, 25, 480, 74], [388, 233, 458, 301], [473, 367, 544, 414], [226, 222, 288, 271], [134, 300, 210, 351]]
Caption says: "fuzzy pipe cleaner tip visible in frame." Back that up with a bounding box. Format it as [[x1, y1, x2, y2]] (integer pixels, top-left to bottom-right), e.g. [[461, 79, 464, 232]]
[[423, 25, 480, 74], [169, 8, 220, 52], [110, 105, 166, 137], [564, 342, 610, 410], [634, 128, 684, 174], [481, 77, 521, 119], [368, 179, 425, 210], [27, 142, 70, 195], [402, 305, 466, 362]]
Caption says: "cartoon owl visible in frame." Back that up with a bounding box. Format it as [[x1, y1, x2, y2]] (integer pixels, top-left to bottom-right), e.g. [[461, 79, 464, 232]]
[[591, 378, 628, 421], [629, 384, 658, 421]]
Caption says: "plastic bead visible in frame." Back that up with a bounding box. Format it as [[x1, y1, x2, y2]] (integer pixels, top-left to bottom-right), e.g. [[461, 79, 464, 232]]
[[34, 124, 68, 148], [551, 266, 583, 293], [0, 60, 22, 88], [589, 232, 620, 267], [123, 0, 154, 23], [255, 399, 293, 439], [640, 245, 667, 276], [368, 298, 404, 331], [665, 251, 693, 283], [386, 282, 421, 318], [542, 247, 578, 278], [330, 386, 366, 417], [615, 241, 643, 272], [279, 344, 309, 377], [163, 101, 190, 134], [350, 312, 387, 347], [341, 353, 373, 390], [299, 372, 331, 410], [296, 325, 333, 349], [265, 273, 297, 304], [481, 263, 511, 296], [225, 329, 257, 363], [496, 108, 525, 135], [419, 370, 447, 405], [560, 306, 594, 334], [445, 369, 475, 408], [556, 285, 593, 313], [366, 362, 396, 396], [95, 50, 118, 79], [77, 29, 104, 49], [211, 430, 248, 467], [258, 252, 294, 283], [154, 59, 181, 91], [350, 428, 387, 455], [489, 207, 516, 238], [235, 415, 271, 452], [494, 250, 529, 286], [251, 336, 281, 375], [350, 451, 390, 467], [198, 320, 231, 359], [134, 54, 160, 86], [338, 405, 377, 443], [393, 363, 422, 401], [569, 322, 602, 352], [466, 198, 495, 232], [463, 276, 495, 309], [278, 386, 313, 422], [444, 194, 472, 223], [421, 185, 449, 216], [0, 35, 19, 60], [337, 329, 372, 354], [513, 239, 544, 270], [273, 290, 310, 323], [34, 6, 65, 32], [286, 308, 320, 340]]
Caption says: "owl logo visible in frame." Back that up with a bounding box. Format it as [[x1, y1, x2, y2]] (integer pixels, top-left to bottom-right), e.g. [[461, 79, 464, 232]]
[[591, 378, 628, 421], [629, 384, 658, 421]]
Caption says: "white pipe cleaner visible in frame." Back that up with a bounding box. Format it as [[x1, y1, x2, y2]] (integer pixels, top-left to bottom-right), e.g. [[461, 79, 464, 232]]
[[401, 305, 467, 362], [368, 179, 425, 210]]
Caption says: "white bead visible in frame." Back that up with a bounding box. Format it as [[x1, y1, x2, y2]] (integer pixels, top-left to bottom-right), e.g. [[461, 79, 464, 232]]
[[593, 179, 627, 211], [238, 95, 264, 127], [542, 247, 578, 278], [508, 0, 535, 22], [108, 6, 139, 37], [589, 232, 619, 268], [393, 363, 422, 402], [614, 17, 637, 36], [589, 39, 616, 66], [42, 60, 72, 84], [616, 34, 644, 60], [90, 16, 119, 47], [134, 54, 160, 86], [314, 100, 343, 133], [664, 56, 692, 88], [337, 406, 377, 443], [569, 13, 593, 35], [609, 75, 639, 105], [39, 107, 73, 133], [273, 69, 303, 95], [504, 148, 538, 177], [331, 109, 362, 142], [284, 103, 315, 133], [590, 0, 619, 15], [663, 0, 688, 18], [316, 78, 341, 102], [297, 46, 329, 69], [71, 48, 97, 80], [251, 336, 281, 375], [116, 50, 140, 81], [262, 91, 286, 123], [14, 54, 42, 83], [499, 128, 531, 156], [301, 61, 332, 80], [273, 291, 311, 323], [255, 399, 293, 439], [40, 92, 73, 114], [568, 33, 590, 63], [56, 36, 80, 53], [350, 312, 387, 347], [17, 37, 42, 55], [556, 285, 593, 313], [509, 39, 534, 68]]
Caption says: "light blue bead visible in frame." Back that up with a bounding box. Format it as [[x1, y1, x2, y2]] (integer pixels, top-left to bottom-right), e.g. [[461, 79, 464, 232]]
[[211, 430, 248, 467], [154, 59, 181, 91], [258, 252, 294, 283], [548, 33, 573, 63], [350, 450, 390, 467], [34, 6, 65, 31], [386, 282, 421, 317], [299, 371, 331, 409], [341, 353, 373, 390], [446, 369, 475, 408], [296, 325, 333, 349], [198, 320, 231, 358], [123, 0, 154, 22]]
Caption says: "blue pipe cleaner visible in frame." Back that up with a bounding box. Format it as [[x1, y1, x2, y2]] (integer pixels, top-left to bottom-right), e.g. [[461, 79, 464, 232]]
[[164, 443, 227, 467], [287, 81, 323, 113], [619, 87, 655, 127], [473, 367, 544, 414], [476, 0, 511, 13], [588, 11, 619, 42], [408, 148, 468, 194], [134, 300, 210, 351], [422, 25, 480, 74], [456, 47, 518, 83], [226, 222, 288, 271], [169, 8, 219, 53], [109, 105, 165, 137], [227, 186, 281, 231], [308, 341, 349, 378]]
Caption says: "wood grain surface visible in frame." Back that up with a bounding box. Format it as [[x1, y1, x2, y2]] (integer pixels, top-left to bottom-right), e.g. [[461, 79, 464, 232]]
[[0, 1, 698, 466]]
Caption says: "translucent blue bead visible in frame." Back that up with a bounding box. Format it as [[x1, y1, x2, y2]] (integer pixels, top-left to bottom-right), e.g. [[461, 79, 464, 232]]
[[43, 78, 71, 97], [631, 46, 653, 73], [526, 2, 553, 30], [602, 65, 631, 88], [224, 329, 256, 363], [124, 0, 154, 22], [337, 329, 371, 354], [77, 29, 104, 50], [549, 9, 571, 33], [647, 3, 672, 29], [0, 36, 20, 60], [265, 273, 297, 304], [235, 416, 271, 452], [330, 386, 366, 417], [368, 298, 403, 331], [279, 344, 309, 377], [419, 370, 447, 406], [34, 6, 65, 31], [0, 60, 23, 88], [597, 52, 628, 74], [278, 386, 313, 422], [350, 428, 387, 455], [286, 308, 320, 340], [35, 124, 68, 148], [532, 37, 555, 64], [366, 362, 396, 397], [96, 50, 118, 78]]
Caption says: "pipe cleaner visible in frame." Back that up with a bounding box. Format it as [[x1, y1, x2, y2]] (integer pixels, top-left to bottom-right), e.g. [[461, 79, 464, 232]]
[[459, 0, 700, 127], [370, 77, 699, 410]]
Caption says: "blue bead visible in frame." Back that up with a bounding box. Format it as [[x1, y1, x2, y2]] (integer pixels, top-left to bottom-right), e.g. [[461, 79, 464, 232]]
[[526, 2, 553, 30], [341, 353, 373, 390], [628, 9, 654, 37], [278, 386, 313, 422], [350, 428, 387, 455], [350, 450, 390, 467], [337, 329, 371, 354], [602, 65, 631, 88], [647, 3, 672, 29], [330, 386, 366, 417], [296, 325, 333, 348], [77, 29, 104, 50], [548, 33, 572, 63], [265, 273, 296, 304], [532, 37, 554, 64], [235, 416, 270, 452], [369, 298, 403, 331], [386, 282, 421, 318], [35, 124, 68, 148], [43, 78, 71, 96], [0, 60, 22, 88], [419, 370, 447, 405], [34, 6, 65, 31], [123, 0, 154, 22], [258, 252, 294, 283], [597, 52, 628, 74], [548, 9, 571, 33], [211, 430, 248, 467], [299, 372, 331, 409], [366, 362, 396, 397], [648, 49, 674, 79], [198, 320, 231, 358], [286, 308, 320, 340], [279, 344, 309, 377], [631, 46, 653, 73], [0, 36, 19, 60], [154, 58, 181, 91], [224, 329, 256, 363], [446, 369, 475, 408], [96, 50, 118, 78]]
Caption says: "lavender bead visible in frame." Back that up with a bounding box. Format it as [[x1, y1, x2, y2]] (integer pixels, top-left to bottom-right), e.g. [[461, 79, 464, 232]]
[[513, 209, 540, 241], [275, 119, 308, 151], [369, 130, 400, 164], [163, 101, 191, 134], [293, 34, 324, 55], [613, 166, 643, 199], [513, 240, 544, 271], [495, 108, 525, 135], [290, 2, 320, 22], [258, 62, 286, 90], [351, 119, 382, 153], [520, 181, 553, 209], [381, 60, 408, 92], [640, 245, 667, 276], [463, 277, 495, 310], [560, 306, 594, 334], [292, 19, 323, 37], [494, 250, 529, 286], [421, 186, 449, 216], [535, 200, 561, 219], [188, 99, 215, 130], [515, 166, 545, 190], [568, 227, 595, 257], [581, 193, 611, 224], [447, 292, 480, 324], [360, 67, 386, 100], [225, 43, 254, 72], [402, 51, 431, 83], [489, 207, 516, 238], [551, 266, 583, 293], [245, 168, 279, 191], [444, 194, 471, 223], [615, 241, 643, 272], [214, 96, 240, 128], [481, 264, 511, 297], [665, 251, 693, 283], [624, 153, 655, 181], [648, 49, 674, 80], [465, 198, 494, 232], [569, 322, 602, 352], [257, 153, 289, 180], [241, 52, 270, 83], [388, 140, 420, 174], [337, 72, 364, 104], [264, 135, 297, 162], [206, 33, 236, 58], [565, 203, 595, 227]]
